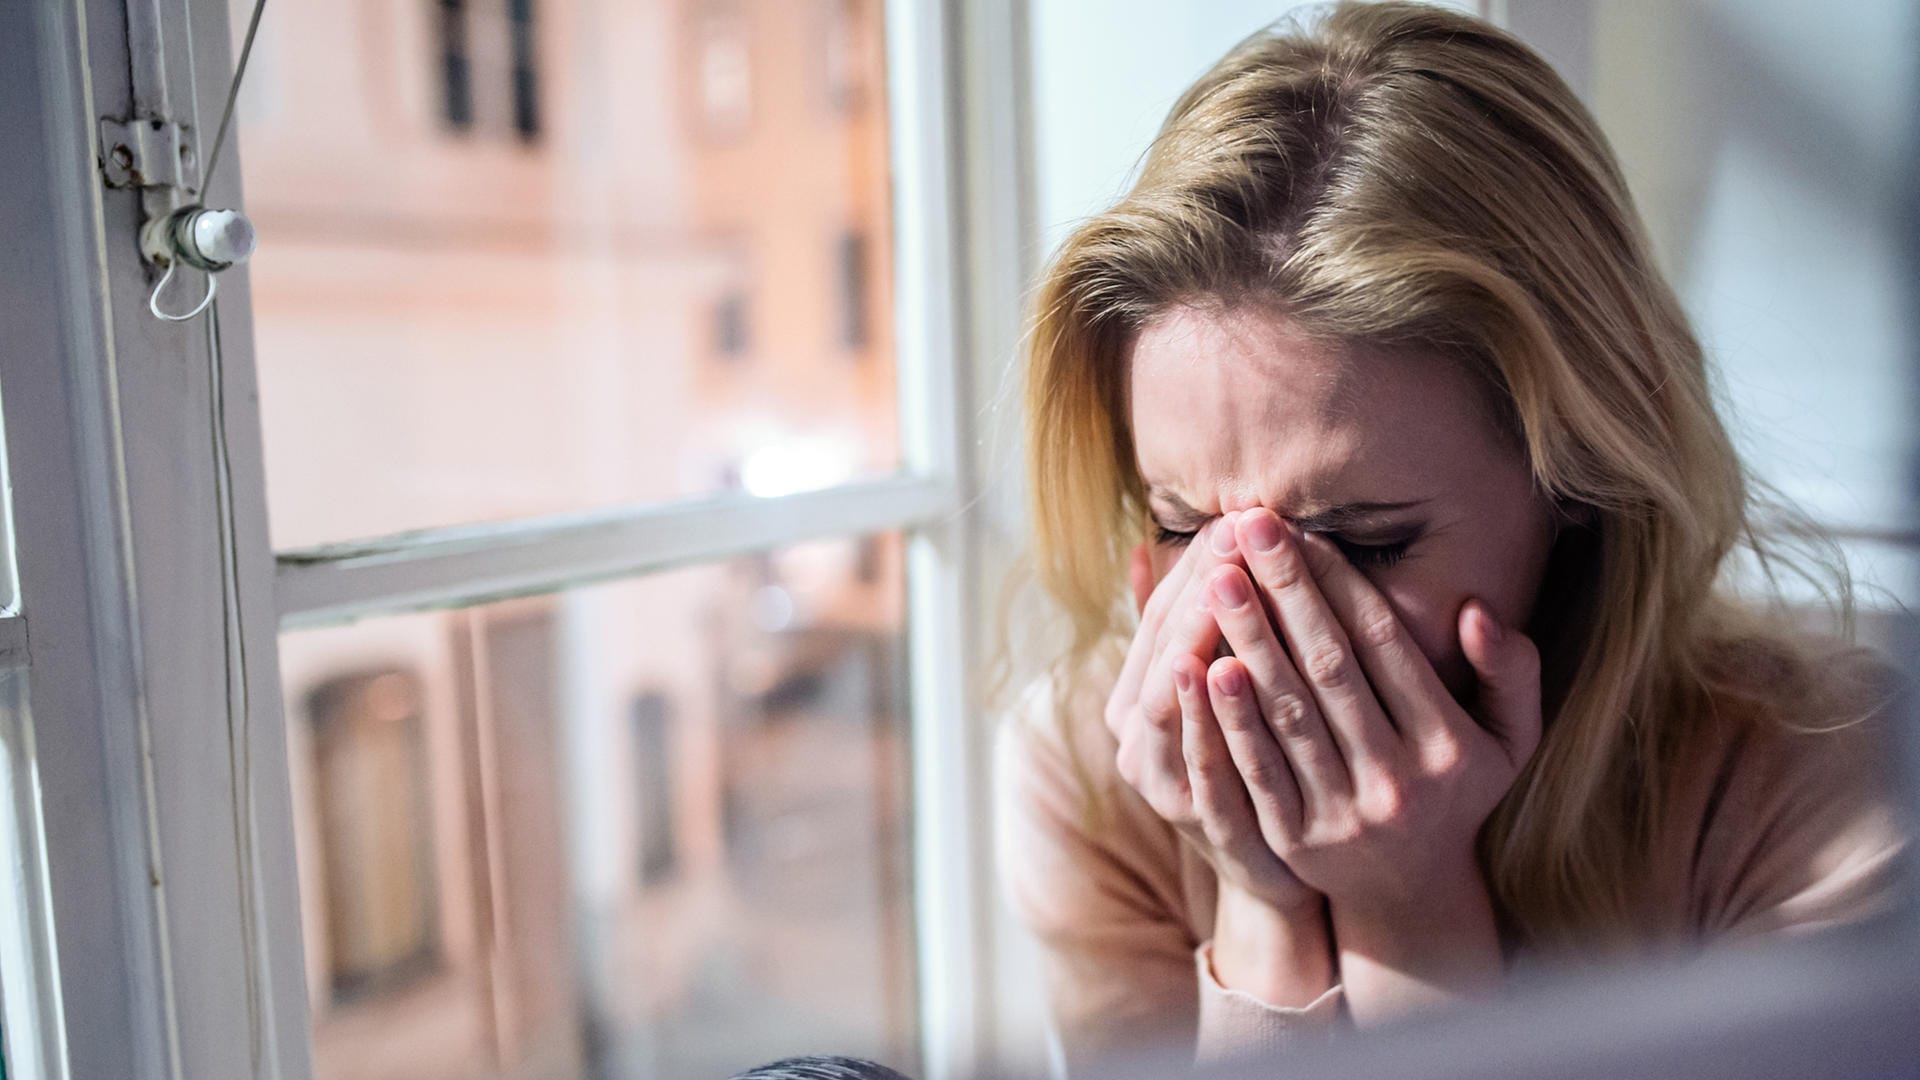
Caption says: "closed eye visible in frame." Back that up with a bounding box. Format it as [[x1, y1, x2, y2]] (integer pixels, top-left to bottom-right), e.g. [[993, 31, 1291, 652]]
[[1327, 535, 1413, 568], [1153, 522, 1416, 569], [1152, 523, 1197, 548]]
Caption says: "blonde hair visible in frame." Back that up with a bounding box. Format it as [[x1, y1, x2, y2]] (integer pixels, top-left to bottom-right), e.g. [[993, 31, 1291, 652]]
[[1022, 0, 1885, 950]]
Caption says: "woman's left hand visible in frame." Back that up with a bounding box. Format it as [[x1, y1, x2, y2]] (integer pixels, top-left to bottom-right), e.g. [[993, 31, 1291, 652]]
[[1194, 506, 1542, 1020]]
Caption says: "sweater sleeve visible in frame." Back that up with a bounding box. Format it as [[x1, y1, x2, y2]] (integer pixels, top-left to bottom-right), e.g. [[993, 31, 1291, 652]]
[[994, 672, 1345, 1074], [1193, 941, 1345, 1065]]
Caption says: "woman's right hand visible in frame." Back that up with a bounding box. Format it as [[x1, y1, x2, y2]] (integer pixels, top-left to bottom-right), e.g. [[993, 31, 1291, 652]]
[[1106, 514, 1320, 916]]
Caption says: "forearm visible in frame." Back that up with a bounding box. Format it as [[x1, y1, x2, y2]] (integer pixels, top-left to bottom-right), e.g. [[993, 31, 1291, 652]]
[[1330, 867, 1504, 1027], [1208, 884, 1336, 1008]]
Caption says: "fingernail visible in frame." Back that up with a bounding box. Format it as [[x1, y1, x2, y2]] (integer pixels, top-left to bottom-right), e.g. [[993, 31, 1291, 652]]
[[1215, 664, 1247, 696], [1175, 667, 1194, 694], [1209, 513, 1238, 556], [1243, 512, 1282, 553], [1212, 571, 1251, 609]]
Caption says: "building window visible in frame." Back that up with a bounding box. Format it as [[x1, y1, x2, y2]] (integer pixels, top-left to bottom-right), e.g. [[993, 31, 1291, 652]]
[[437, 0, 473, 132], [696, 7, 752, 138], [632, 691, 679, 887], [715, 287, 751, 360], [435, 0, 541, 142], [308, 668, 441, 1004], [838, 230, 869, 353], [508, 0, 539, 141], [823, 0, 870, 112]]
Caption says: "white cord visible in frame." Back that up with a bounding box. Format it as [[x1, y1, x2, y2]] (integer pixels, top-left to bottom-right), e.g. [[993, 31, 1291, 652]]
[[147, 260, 219, 322]]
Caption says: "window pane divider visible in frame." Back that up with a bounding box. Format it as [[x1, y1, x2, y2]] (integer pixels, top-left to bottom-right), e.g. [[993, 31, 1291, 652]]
[[275, 474, 960, 629]]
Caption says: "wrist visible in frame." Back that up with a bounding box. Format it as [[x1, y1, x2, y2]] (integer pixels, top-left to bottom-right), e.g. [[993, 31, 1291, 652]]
[[1209, 884, 1334, 1009], [1336, 857, 1488, 930], [1329, 866, 1503, 1026]]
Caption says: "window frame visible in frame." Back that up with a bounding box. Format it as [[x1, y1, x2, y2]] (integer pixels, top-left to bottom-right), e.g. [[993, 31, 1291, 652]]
[[2, 0, 1013, 1077], [5, 2, 1915, 1080]]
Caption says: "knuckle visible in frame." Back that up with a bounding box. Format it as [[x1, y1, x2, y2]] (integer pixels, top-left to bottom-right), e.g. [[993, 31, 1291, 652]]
[[1303, 642, 1356, 688], [1353, 601, 1401, 650], [1267, 693, 1313, 740], [1310, 814, 1359, 849], [1257, 544, 1310, 592], [1420, 734, 1464, 776], [1238, 754, 1285, 793], [1361, 777, 1405, 823]]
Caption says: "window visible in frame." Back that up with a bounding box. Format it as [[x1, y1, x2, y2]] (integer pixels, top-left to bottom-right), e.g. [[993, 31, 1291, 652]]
[[437, 0, 473, 131], [508, 0, 539, 141], [236, 0, 898, 547], [21, 2, 1917, 1079], [3, 0, 983, 1077], [696, 6, 753, 138], [839, 229, 870, 353], [281, 539, 915, 1076], [715, 284, 751, 360], [435, 0, 541, 140]]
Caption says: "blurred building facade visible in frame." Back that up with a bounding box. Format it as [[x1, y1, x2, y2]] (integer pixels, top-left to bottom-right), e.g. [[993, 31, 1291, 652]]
[[233, 0, 915, 1077]]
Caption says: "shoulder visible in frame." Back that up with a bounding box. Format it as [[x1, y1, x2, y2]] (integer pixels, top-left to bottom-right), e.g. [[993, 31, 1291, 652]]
[[992, 637, 1194, 935], [995, 638, 1128, 814], [1672, 639, 1908, 941]]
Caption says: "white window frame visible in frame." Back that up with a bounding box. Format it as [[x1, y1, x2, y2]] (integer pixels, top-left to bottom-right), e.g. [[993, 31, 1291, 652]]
[[2, 0, 1021, 1078], [4, 2, 1916, 1080]]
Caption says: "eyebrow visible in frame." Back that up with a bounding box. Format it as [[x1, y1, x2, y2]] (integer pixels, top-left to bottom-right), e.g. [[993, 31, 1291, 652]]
[[1146, 487, 1428, 532]]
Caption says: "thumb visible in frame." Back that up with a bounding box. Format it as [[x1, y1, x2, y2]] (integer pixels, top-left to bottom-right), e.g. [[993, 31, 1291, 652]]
[[1128, 542, 1154, 617], [1459, 599, 1542, 762]]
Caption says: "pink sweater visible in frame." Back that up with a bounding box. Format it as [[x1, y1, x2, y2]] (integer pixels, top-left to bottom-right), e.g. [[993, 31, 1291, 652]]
[[993, 640, 1907, 1074]]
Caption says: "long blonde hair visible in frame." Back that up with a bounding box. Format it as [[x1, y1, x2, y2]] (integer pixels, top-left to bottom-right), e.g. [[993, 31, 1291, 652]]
[[1022, 0, 1882, 950]]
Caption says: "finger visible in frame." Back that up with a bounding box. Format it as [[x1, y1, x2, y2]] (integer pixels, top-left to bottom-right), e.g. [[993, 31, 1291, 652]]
[[1235, 511, 1400, 773], [1138, 514, 1243, 718], [1206, 655, 1306, 851], [1204, 563, 1351, 809], [1176, 655, 1268, 862], [1107, 526, 1211, 734], [1245, 510, 1454, 749], [1114, 516, 1225, 696], [1460, 600, 1542, 764], [1137, 581, 1228, 749]]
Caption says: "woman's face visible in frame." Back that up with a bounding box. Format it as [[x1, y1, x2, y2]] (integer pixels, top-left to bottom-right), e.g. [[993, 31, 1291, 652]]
[[1127, 304, 1561, 700]]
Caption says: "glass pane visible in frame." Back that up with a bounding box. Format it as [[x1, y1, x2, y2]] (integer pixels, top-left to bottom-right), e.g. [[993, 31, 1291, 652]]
[[0, 666, 52, 1080], [276, 534, 915, 1079], [231, 0, 900, 548]]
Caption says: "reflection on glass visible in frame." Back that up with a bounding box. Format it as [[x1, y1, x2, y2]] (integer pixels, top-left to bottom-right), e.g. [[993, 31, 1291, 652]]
[[232, 0, 899, 548], [278, 534, 915, 1079]]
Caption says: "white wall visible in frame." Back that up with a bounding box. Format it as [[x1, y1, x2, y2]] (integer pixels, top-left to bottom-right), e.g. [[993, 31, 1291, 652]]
[[1573, 0, 1918, 603], [1029, 0, 1480, 251]]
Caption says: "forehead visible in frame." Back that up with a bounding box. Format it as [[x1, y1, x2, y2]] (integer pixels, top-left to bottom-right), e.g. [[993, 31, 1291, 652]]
[[1125, 304, 1501, 512]]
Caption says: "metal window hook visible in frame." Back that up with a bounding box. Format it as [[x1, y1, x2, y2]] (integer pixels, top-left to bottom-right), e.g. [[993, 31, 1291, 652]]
[[141, 205, 256, 322], [117, 0, 271, 324]]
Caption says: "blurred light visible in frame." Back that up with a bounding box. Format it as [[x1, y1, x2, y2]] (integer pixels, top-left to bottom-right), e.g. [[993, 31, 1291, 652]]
[[751, 584, 795, 633], [739, 434, 859, 498]]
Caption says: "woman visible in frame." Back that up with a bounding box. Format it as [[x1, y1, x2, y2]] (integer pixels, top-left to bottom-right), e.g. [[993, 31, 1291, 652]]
[[995, 1, 1907, 1073]]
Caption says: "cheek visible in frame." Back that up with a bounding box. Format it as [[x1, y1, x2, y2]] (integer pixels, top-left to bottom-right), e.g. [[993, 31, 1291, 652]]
[[1148, 543, 1179, 583]]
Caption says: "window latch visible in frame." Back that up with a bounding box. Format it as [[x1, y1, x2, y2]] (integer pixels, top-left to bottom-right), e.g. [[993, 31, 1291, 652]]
[[99, 115, 197, 194]]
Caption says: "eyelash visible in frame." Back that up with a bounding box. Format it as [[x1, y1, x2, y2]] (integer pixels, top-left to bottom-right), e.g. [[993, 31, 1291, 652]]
[[1150, 524, 1414, 568]]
